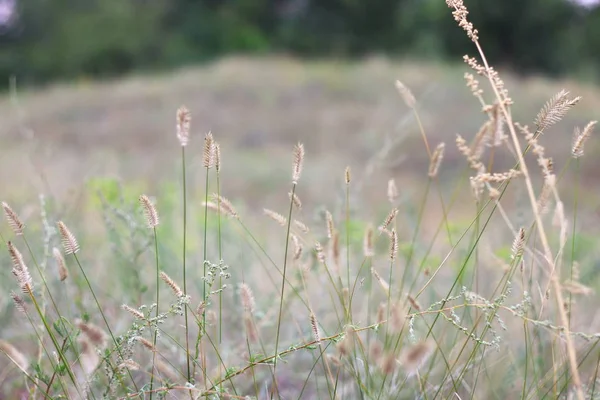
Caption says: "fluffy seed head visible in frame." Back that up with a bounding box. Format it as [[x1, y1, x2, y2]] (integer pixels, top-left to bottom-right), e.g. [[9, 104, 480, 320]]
[[369, 340, 383, 363], [122, 304, 145, 320], [8, 242, 33, 294], [376, 302, 386, 324], [203, 132, 215, 168], [119, 359, 140, 371], [389, 229, 398, 262], [214, 142, 221, 172], [135, 337, 156, 352], [210, 194, 238, 219], [325, 210, 335, 239], [345, 166, 351, 184], [76, 320, 107, 348], [240, 283, 256, 313], [139, 195, 159, 228], [11, 292, 27, 314], [363, 225, 374, 257], [395, 80, 416, 109], [535, 90, 581, 133], [79, 338, 99, 376], [289, 191, 302, 209], [2, 202, 23, 235], [332, 231, 340, 268], [52, 247, 68, 282], [315, 241, 326, 264], [511, 227, 525, 261], [379, 352, 397, 375], [244, 315, 258, 343], [57, 221, 79, 254], [160, 271, 183, 298], [379, 208, 398, 233], [0, 340, 29, 371], [401, 340, 434, 375], [389, 301, 405, 333], [372, 268, 390, 296], [292, 143, 305, 184], [572, 121, 597, 158], [309, 311, 320, 342], [387, 179, 398, 204], [428, 143, 445, 178], [291, 234, 303, 260], [407, 295, 422, 312], [176, 106, 191, 147], [294, 219, 310, 233], [263, 209, 286, 226]]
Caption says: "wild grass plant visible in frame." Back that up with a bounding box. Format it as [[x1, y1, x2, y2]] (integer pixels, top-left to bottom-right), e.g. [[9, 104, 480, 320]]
[[1, 1, 600, 399]]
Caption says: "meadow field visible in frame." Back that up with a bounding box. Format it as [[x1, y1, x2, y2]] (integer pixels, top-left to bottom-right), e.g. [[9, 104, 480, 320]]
[[2, 11, 600, 399]]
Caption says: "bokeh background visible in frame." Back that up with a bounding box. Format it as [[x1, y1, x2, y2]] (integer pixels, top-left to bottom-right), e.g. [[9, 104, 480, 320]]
[[1, 0, 600, 205]]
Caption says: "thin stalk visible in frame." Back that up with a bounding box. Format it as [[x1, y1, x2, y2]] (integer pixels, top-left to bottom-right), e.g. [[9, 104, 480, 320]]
[[72, 253, 139, 393], [272, 183, 297, 398], [149, 225, 159, 400], [181, 146, 191, 384]]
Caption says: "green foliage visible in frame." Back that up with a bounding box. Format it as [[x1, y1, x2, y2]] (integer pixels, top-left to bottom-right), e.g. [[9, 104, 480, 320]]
[[1, 0, 599, 85]]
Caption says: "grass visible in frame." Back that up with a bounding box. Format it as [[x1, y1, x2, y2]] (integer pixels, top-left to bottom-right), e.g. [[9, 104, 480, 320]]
[[2, 2, 600, 398]]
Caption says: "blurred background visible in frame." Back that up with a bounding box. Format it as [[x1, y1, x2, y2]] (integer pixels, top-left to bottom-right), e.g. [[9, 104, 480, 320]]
[[0, 0, 599, 224], [1, 0, 600, 84]]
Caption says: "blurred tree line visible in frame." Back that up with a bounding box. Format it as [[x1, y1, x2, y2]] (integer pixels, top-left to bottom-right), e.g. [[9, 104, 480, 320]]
[[1, 0, 599, 85]]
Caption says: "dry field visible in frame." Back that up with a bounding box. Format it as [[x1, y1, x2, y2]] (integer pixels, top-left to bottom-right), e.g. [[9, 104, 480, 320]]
[[1, 53, 600, 399]]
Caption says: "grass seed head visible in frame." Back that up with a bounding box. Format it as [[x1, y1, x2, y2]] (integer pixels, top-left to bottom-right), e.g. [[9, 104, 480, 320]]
[[2, 202, 24, 235]]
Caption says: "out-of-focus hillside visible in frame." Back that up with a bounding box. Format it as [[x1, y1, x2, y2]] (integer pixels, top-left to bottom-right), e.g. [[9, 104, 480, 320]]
[[1, 57, 599, 214]]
